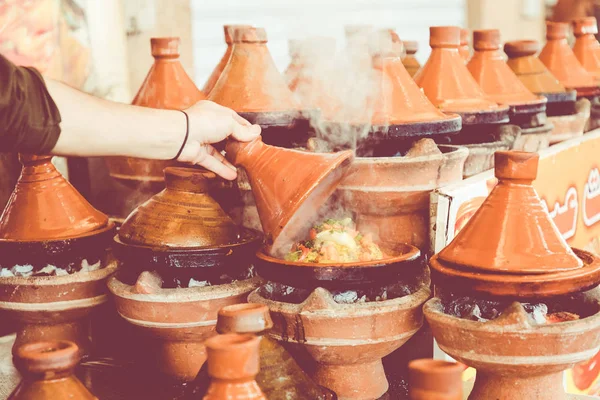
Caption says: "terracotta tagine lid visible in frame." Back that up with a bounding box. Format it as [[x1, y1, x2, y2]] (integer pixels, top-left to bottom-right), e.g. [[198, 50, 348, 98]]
[[203, 25, 252, 95], [414, 26, 509, 120], [402, 40, 421, 77], [539, 21, 600, 97], [430, 151, 600, 298], [118, 167, 239, 248], [467, 29, 547, 110], [572, 17, 600, 81], [9, 340, 97, 400], [459, 28, 471, 62], [208, 26, 301, 116], [0, 155, 108, 241], [504, 39, 570, 95], [408, 359, 463, 400], [225, 138, 353, 257], [203, 334, 266, 400]]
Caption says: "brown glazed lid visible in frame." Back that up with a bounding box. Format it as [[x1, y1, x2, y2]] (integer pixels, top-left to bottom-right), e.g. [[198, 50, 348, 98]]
[[459, 28, 471, 61], [408, 359, 463, 400], [202, 25, 253, 95], [430, 151, 600, 298], [10, 341, 97, 400], [572, 17, 600, 80], [539, 21, 600, 96], [208, 26, 302, 114], [504, 40, 569, 95], [414, 26, 507, 115], [118, 167, 239, 248], [467, 29, 548, 107], [0, 155, 108, 241], [225, 138, 353, 257], [203, 334, 266, 400], [216, 303, 273, 335]]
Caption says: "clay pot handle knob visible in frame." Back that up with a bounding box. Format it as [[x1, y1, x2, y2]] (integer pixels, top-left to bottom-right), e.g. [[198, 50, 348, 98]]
[[163, 167, 214, 193], [224, 137, 264, 168], [232, 27, 268, 43], [430, 26, 461, 48], [408, 359, 464, 400], [13, 340, 80, 376], [473, 29, 500, 51], [224, 24, 253, 44], [151, 37, 180, 58], [546, 21, 569, 40], [573, 17, 599, 36], [404, 40, 419, 55], [205, 334, 261, 380], [18, 154, 52, 165], [504, 40, 540, 58], [494, 151, 539, 183], [216, 303, 273, 334]]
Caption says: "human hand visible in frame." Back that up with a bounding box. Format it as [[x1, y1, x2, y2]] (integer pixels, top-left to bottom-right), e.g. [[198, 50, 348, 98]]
[[176, 100, 261, 180]]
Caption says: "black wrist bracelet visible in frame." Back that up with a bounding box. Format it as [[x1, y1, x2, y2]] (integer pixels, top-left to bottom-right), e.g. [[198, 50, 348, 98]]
[[173, 110, 189, 160]]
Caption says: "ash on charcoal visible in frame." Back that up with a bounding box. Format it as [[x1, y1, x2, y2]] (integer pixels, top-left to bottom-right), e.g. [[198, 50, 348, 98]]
[[188, 278, 211, 288], [0, 258, 104, 278]]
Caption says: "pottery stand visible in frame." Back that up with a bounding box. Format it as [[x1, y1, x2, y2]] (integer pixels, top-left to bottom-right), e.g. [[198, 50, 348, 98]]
[[249, 283, 431, 400]]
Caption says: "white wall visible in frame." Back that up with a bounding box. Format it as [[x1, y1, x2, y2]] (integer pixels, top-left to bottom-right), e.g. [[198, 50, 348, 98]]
[[190, 0, 466, 86]]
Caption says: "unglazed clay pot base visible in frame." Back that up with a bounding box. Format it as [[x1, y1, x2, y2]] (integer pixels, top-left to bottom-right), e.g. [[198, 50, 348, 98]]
[[548, 99, 590, 144], [108, 275, 261, 381], [512, 123, 552, 153], [0, 261, 117, 355], [249, 281, 431, 400], [424, 294, 600, 400]]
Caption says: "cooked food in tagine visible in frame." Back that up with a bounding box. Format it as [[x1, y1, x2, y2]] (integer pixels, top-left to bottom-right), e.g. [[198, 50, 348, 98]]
[[285, 218, 385, 263]]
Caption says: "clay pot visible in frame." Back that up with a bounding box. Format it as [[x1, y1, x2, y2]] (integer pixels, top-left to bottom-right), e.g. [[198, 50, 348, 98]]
[[414, 26, 508, 121], [225, 138, 353, 257], [513, 123, 552, 152], [573, 17, 600, 81], [203, 25, 252, 95], [8, 340, 97, 400], [215, 303, 335, 400], [108, 274, 261, 381], [105, 37, 205, 191], [459, 28, 471, 62], [430, 151, 600, 298], [249, 280, 431, 399], [203, 333, 266, 400], [548, 98, 590, 143], [408, 359, 463, 400], [539, 22, 600, 98], [467, 29, 547, 122], [0, 155, 108, 241], [337, 140, 468, 253], [402, 40, 421, 77], [424, 295, 600, 400]]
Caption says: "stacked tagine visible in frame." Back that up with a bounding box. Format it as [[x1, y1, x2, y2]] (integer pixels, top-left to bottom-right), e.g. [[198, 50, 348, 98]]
[[504, 39, 585, 144], [425, 150, 600, 400], [107, 167, 263, 382], [414, 26, 516, 177], [467, 29, 551, 152], [0, 155, 117, 355]]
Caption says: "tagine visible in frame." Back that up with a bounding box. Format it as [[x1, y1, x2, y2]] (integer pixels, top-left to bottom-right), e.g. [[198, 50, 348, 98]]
[[0, 155, 116, 354], [108, 167, 263, 381], [402, 40, 421, 77], [459, 28, 471, 62], [424, 151, 600, 400], [572, 17, 600, 82]]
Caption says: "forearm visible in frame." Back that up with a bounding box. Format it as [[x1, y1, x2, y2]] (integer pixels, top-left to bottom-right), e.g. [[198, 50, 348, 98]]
[[47, 79, 186, 159]]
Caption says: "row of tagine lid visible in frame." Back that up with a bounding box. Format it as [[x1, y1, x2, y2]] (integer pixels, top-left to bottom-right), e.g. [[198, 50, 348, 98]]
[[1, 136, 600, 399], [104, 20, 600, 199]]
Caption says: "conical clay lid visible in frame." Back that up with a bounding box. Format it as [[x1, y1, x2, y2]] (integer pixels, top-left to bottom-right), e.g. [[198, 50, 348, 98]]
[[504, 40, 568, 95], [118, 167, 240, 248], [0, 155, 108, 241], [414, 26, 505, 114], [539, 21, 599, 96], [467, 30, 547, 108], [402, 40, 421, 77], [439, 151, 582, 274], [208, 27, 301, 114], [572, 17, 600, 80]]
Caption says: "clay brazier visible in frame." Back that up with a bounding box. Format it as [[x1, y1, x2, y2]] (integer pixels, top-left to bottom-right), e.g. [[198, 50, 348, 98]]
[[105, 37, 205, 190], [9, 340, 97, 400]]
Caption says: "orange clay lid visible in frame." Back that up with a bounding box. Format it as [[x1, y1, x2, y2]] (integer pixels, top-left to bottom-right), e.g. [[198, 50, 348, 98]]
[[467, 29, 547, 107], [370, 31, 461, 127], [459, 28, 471, 62], [202, 25, 253, 95], [208, 26, 302, 114], [572, 17, 600, 80], [439, 151, 582, 273], [0, 155, 109, 241], [504, 40, 568, 95], [539, 21, 600, 96], [413, 26, 506, 114]]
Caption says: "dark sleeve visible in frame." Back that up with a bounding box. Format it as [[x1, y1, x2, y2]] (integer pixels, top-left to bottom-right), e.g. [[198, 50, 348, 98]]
[[0, 54, 61, 153]]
